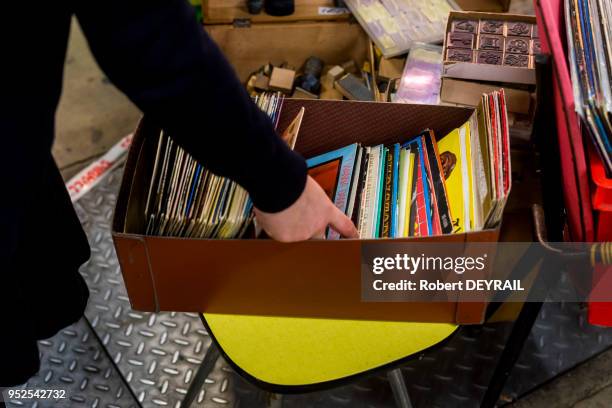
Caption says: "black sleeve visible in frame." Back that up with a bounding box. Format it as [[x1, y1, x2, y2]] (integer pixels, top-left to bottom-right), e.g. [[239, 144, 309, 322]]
[[74, 0, 307, 213]]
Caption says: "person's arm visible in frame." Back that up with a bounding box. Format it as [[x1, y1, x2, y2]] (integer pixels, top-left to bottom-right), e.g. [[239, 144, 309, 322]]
[[74, 0, 302, 213], [74, 0, 357, 239]]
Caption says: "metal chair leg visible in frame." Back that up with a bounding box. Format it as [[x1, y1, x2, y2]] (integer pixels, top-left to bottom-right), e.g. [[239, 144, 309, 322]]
[[387, 368, 413, 408], [480, 301, 543, 408], [182, 341, 221, 408], [267, 392, 283, 408]]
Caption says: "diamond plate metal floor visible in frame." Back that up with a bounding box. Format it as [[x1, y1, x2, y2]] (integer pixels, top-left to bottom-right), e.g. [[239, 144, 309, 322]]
[[16, 167, 611, 408], [76, 170, 248, 408], [5, 318, 137, 408], [502, 302, 612, 403]]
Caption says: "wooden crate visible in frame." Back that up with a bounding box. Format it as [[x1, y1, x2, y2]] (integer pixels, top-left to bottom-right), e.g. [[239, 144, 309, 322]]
[[207, 21, 369, 82], [454, 0, 511, 12], [202, 0, 349, 24]]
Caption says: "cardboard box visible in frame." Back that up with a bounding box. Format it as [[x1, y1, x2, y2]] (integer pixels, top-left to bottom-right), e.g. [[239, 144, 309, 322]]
[[441, 77, 534, 115], [112, 100, 501, 324], [269, 67, 296, 92], [442, 11, 537, 85], [203, 1, 368, 83]]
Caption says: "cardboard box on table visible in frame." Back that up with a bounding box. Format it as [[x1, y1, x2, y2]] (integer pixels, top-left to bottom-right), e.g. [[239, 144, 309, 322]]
[[441, 77, 534, 116], [442, 11, 537, 85], [202, 0, 369, 83], [440, 11, 537, 134], [112, 100, 501, 325]]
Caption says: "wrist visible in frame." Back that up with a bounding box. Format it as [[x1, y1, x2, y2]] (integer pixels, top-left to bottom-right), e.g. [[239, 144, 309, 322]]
[[244, 144, 307, 213]]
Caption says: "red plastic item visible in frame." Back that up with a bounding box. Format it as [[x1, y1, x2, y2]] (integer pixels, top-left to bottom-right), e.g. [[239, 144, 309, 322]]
[[591, 148, 612, 213], [589, 147, 612, 326]]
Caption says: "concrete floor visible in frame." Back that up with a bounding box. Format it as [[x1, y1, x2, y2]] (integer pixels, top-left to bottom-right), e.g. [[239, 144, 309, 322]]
[[54, 20, 140, 180], [54, 13, 611, 408]]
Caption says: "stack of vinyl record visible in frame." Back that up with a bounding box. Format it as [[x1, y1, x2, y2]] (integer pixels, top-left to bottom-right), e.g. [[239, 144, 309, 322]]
[[306, 90, 511, 239], [566, 0, 612, 174], [143, 88, 510, 241], [143, 92, 284, 239]]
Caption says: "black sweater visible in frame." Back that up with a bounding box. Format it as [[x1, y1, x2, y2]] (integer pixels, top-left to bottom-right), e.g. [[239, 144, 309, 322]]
[[77, 0, 308, 212], [0, 0, 306, 386]]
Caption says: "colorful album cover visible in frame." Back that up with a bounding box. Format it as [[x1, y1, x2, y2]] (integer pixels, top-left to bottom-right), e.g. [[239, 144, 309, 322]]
[[419, 135, 440, 235], [437, 122, 474, 234], [307, 143, 359, 239], [359, 146, 379, 238], [352, 149, 369, 228], [374, 146, 388, 238], [499, 89, 511, 195], [346, 146, 364, 221], [404, 138, 432, 236], [423, 129, 453, 234], [390, 143, 401, 237], [402, 148, 416, 237], [414, 149, 429, 237], [396, 147, 410, 237], [381, 148, 394, 238]]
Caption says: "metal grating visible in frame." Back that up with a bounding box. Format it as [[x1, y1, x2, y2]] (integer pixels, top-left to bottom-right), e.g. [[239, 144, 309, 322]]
[[75, 170, 245, 408], [4, 318, 137, 408], [501, 301, 612, 403]]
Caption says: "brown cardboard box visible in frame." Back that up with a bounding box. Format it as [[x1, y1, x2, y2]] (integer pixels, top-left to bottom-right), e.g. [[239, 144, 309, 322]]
[[442, 11, 537, 85], [269, 67, 296, 92], [441, 77, 534, 115], [112, 100, 500, 324], [377, 57, 405, 80]]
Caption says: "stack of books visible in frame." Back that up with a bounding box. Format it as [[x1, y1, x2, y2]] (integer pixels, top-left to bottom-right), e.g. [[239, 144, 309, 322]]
[[307, 89, 511, 239], [143, 92, 284, 239]]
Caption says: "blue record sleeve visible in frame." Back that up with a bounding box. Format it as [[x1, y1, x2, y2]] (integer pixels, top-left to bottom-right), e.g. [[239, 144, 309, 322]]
[[374, 146, 387, 238]]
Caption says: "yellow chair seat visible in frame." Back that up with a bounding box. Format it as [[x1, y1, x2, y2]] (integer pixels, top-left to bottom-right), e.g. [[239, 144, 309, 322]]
[[204, 313, 458, 389]]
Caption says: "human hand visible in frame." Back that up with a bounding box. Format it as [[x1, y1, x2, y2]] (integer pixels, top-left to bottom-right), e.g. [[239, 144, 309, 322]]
[[254, 176, 359, 242]]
